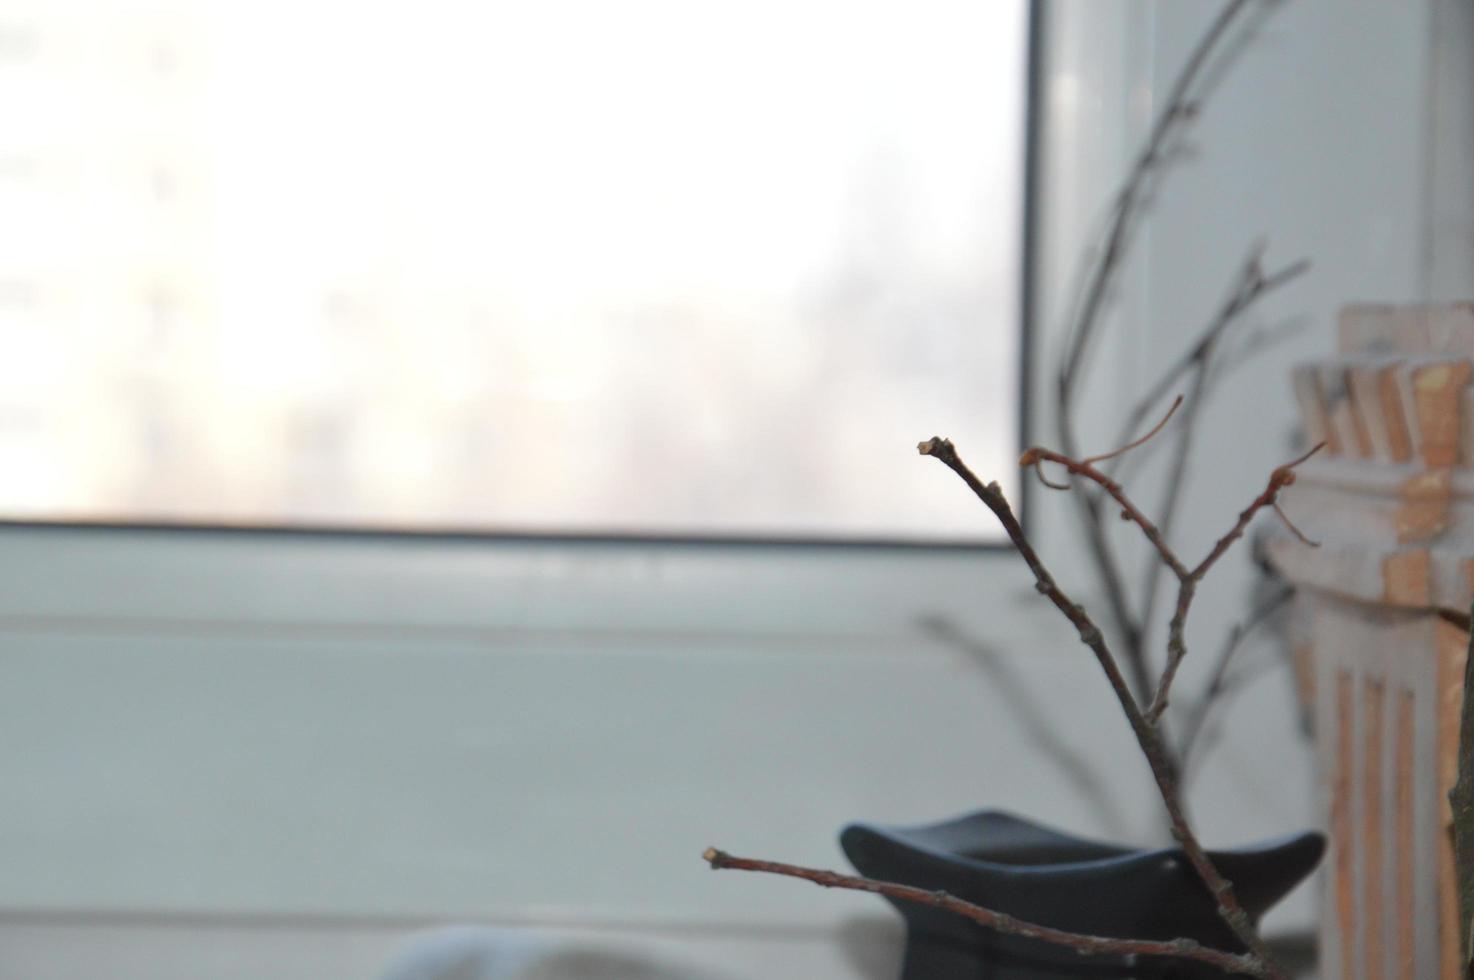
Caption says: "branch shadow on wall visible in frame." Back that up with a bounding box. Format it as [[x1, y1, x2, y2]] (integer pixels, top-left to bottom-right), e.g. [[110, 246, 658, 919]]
[[917, 614, 1132, 840]]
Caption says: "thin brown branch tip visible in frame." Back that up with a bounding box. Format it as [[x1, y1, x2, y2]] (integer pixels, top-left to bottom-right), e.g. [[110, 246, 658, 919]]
[[1271, 440, 1326, 487], [701, 847, 1272, 977], [1083, 393, 1184, 466], [1020, 392, 1185, 493], [918, 437, 951, 458], [1035, 461, 1072, 491], [1273, 501, 1320, 547]]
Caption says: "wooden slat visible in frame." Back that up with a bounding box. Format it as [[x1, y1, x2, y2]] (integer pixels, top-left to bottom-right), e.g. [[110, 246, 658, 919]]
[[1394, 469, 1453, 543], [1294, 365, 1340, 456], [1395, 688, 1415, 980], [1363, 678, 1386, 980], [1437, 620, 1469, 980], [1335, 670, 1356, 980], [1380, 365, 1415, 462], [1327, 367, 1372, 458], [1382, 549, 1432, 606], [1412, 361, 1474, 468]]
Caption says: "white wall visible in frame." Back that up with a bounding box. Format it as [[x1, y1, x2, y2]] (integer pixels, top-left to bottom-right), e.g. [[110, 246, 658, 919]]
[[1, 2, 1467, 978]]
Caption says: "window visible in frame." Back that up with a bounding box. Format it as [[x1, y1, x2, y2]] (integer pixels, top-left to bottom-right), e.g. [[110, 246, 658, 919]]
[[0, 0, 1029, 542]]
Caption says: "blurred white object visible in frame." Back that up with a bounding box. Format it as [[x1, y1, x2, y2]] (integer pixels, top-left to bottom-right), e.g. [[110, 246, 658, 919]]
[[379, 927, 737, 980]]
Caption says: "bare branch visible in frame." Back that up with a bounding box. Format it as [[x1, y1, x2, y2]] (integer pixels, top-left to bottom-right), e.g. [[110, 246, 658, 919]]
[[1069, 507, 1151, 703], [1111, 252, 1311, 460], [1177, 585, 1295, 768], [1032, 460, 1073, 491], [918, 437, 1287, 979], [1057, 0, 1262, 397], [1084, 395, 1184, 466], [1052, 2, 1269, 705], [1135, 365, 1211, 662], [1017, 425, 1319, 734], [919, 437, 1148, 724], [1130, 250, 1310, 652], [702, 849, 1269, 978], [706, 8, 1310, 976], [1187, 441, 1324, 582], [1031, 395, 1181, 490], [1272, 501, 1320, 547], [1019, 446, 1191, 582], [1148, 442, 1324, 721]]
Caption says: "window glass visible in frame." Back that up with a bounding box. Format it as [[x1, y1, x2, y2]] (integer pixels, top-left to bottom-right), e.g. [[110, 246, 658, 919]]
[[0, 0, 1025, 541]]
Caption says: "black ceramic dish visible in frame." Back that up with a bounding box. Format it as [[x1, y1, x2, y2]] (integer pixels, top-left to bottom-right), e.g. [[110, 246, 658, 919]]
[[840, 810, 1324, 979]]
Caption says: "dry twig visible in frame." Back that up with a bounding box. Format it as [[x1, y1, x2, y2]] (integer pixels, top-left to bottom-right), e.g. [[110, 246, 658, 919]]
[[1056, 0, 1260, 396], [1027, 421, 1322, 726], [1110, 251, 1311, 465], [1176, 584, 1296, 769], [703, 5, 1311, 975], [1055, 0, 1265, 707], [1084, 395, 1184, 466], [699, 426, 1312, 978], [1126, 251, 1311, 641], [702, 848, 1270, 978], [916, 436, 1294, 979], [1141, 442, 1322, 722]]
